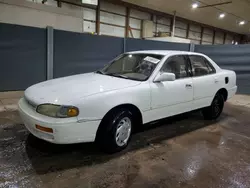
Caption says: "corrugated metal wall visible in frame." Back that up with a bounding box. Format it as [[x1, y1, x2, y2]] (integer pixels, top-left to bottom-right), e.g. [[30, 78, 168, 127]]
[[100, 1, 126, 37], [126, 38, 189, 52], [0, 22, 249, 94], [0, 23, 46, 91], [54, 30, 124, 78], [0, 22, 190, 91], [195, 44, 250, 94], [54, 30, 190, 78]]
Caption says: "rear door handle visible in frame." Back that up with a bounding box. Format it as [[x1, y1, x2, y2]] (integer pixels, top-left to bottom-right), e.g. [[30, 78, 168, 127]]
[[186, 84, 192, 88]]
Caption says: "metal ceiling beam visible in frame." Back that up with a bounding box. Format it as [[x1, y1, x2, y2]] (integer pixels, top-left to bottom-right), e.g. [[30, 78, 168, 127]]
[[198, 1, 232, 8]]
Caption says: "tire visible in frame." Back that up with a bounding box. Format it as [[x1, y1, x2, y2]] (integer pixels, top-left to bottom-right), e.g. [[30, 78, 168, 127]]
[[96, 109, 133, 153], [202, 93, 224, 120]]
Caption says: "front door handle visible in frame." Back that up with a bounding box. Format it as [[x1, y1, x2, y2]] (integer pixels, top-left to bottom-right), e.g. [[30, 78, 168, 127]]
[[186, 84, 192, 88]]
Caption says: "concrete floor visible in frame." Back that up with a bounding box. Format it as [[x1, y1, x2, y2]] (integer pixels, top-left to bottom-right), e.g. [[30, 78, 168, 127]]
[[1, 95, 250, 188]]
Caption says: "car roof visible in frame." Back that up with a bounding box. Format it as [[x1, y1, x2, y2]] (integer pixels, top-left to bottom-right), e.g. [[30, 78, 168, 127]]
[[127, 50, 204, 56]]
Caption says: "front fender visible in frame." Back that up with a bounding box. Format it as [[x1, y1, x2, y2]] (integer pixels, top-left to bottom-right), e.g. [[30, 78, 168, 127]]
[[76, 83, 150, 122]]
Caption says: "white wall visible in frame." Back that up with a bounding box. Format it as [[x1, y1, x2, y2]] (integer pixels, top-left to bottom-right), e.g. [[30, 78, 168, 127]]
[[174, 20, 187, 38], [129, 8, 150, 38], [155, 17, 171, 36], [83, 7, 96, 32], [188, 24, 201, 44], [172, 20, 229, 45], [98, 2, 152, 38], [0, 0, 98, 33], [225, 34, 234, 44], [100, 1, 125, 37], [202, 28, 213, 44], [214, 31, 224, 44], [0, 0, 241, 42]]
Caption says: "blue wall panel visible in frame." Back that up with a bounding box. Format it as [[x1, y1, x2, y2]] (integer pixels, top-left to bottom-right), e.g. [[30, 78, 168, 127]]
[[195, 44, 250, 94], [0, 23, 46, 91], [54, 30, 124, 78], [126, 38, 190, 52], [1, 22, 249, 94]]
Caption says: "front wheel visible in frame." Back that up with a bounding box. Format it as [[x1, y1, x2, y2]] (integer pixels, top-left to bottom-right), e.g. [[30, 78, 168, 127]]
[[202, 93, 224, 120], [96, 109, 133, 153]]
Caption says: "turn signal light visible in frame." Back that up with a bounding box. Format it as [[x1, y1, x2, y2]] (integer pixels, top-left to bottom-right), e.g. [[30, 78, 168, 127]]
[[67, 108, 78, 117], [35, 124, 53, 133]]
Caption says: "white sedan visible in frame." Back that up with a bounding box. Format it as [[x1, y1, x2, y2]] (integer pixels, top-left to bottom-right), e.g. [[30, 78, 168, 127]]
[[18, 50, 237, 152]]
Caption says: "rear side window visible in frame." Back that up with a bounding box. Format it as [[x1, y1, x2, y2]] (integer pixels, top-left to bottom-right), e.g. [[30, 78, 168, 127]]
[[189, 55, 216, 77]]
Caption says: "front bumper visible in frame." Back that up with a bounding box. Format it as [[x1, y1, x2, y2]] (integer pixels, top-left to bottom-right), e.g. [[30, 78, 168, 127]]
[[18, 98, 100, 144]]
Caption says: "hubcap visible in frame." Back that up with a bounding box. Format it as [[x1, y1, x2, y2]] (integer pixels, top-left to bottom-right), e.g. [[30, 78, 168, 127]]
[[115, 117, 132, 147]]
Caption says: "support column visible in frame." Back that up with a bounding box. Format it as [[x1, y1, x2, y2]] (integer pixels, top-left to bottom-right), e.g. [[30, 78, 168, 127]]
[[223, 33, 227, 44], [46, 26, 54, 80], [212, 30, 216, 44], [171, 11, 176, 37], [125, 7, 130, 38], [200, 27, 204, 44], [123, 37, 126, 53], [96, 0, 100, 35], [189, 43, 195, 52], [186, 23, 190, 39]]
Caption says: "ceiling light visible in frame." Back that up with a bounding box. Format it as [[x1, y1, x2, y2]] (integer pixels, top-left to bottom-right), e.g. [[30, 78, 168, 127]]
[[239, 21, 245, 25], [219, 13, 225, 19], [192, 3, 198, 9]]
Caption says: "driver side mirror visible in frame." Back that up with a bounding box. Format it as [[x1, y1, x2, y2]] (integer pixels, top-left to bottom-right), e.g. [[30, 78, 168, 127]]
[[154, 72, 176, 82]]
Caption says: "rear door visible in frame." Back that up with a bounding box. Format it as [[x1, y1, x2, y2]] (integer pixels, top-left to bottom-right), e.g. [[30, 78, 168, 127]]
[[188, 55, 219, 106]]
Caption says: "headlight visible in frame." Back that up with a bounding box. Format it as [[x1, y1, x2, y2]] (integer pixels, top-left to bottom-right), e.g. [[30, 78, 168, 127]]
[[36, 104, 79, 118]]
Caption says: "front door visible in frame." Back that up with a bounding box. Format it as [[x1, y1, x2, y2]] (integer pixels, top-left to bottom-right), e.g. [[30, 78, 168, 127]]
[[149, 55, 194, 121]]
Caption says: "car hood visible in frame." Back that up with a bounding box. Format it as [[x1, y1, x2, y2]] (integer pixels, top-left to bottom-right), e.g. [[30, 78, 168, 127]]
[[25, 73, 141, 105]]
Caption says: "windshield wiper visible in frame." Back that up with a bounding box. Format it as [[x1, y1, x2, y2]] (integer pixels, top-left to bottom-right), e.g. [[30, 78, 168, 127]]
[[95, 70, 104, 75], [95, 71, 128, 79], [106, 73, 129, 79]]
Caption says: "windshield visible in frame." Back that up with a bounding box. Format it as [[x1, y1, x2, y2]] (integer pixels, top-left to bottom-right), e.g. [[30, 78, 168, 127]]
[[97, 53, 163, 81]]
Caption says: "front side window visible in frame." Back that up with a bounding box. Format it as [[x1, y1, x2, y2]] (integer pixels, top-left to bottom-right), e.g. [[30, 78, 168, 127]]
[[161, 55, 190, 79], [98, 53, 163, 81], [189, 55, 216, 77]]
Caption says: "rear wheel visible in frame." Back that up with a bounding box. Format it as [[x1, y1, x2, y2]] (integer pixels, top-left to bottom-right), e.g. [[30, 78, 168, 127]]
[[96, 109, 133, 153], [202, 93, 224, 120]]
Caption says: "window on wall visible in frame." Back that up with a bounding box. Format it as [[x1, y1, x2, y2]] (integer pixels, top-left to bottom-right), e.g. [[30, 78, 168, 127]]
[[189, 55, 216, 76], [161, 55, 190, 79]]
